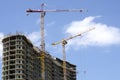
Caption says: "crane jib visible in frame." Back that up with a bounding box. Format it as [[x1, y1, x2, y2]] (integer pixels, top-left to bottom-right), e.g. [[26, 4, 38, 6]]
[[26, 9, 84, 13]]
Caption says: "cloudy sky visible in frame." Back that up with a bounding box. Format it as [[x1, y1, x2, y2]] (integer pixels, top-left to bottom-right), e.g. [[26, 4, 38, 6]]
[[0, 0, 120, 80]]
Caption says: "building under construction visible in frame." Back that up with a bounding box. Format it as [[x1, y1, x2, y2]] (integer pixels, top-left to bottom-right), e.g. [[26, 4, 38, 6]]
[[2, 34, 76, 80]]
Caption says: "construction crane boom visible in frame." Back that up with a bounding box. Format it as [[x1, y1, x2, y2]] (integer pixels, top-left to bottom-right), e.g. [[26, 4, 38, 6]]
[[26, 3, 86, 80], [52, 27, 95, 80], [26, 9, 86, 12], [52, 27, 95, 46]]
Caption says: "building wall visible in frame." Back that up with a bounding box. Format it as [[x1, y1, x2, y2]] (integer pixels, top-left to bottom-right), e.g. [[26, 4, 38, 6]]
[[2, 34, 41, 80], [44, 55, 76, 80], [2, 34, 76, 80], [53, 58, 76, 80]]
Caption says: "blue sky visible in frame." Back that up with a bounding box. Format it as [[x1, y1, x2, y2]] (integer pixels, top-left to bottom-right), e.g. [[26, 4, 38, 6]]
[[0, 0, 120, 80]]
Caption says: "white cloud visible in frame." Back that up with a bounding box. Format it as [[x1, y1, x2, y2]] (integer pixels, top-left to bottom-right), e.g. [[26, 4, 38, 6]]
[[0, 33, 4, 58], [46, 21, 56, 27], [65, 16, 120, 49], [27, 31, 40, 47]]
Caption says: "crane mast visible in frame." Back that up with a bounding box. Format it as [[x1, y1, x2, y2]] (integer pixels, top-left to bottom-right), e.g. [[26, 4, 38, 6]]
[[40, 3, 45, 51], [52, 27, 95, 80], [40, 4, 45, 80], [62, 40, 67, 80], [26, 3, 86, 80]]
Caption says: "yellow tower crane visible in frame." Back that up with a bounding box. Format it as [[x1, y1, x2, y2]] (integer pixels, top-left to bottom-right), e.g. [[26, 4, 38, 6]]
[[26, 3, 87, 80], [52, 27, 95, 80]]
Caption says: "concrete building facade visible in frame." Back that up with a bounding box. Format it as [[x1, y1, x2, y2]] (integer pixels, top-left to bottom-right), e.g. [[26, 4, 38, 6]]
[[2, 34, 76, 80]]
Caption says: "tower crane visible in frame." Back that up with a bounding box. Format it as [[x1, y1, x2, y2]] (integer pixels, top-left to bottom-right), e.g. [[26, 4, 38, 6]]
[[52, 27, 95, 80], [26, 3, 87, 80]]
